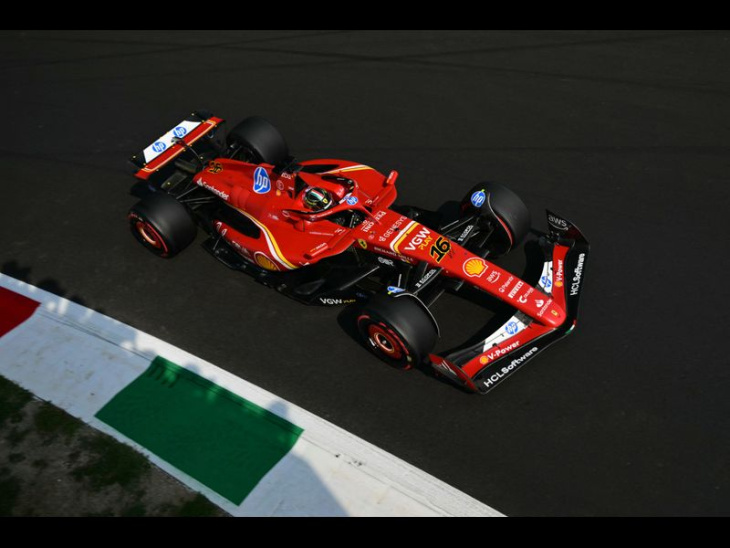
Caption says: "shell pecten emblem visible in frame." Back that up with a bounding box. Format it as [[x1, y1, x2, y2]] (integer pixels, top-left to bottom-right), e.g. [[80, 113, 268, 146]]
[[254, 252, 279, 271], [463, 257, 488, 278]]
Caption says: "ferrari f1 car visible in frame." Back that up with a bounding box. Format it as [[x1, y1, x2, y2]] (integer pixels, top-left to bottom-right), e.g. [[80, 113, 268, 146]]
[[127, 112, 590, 394]]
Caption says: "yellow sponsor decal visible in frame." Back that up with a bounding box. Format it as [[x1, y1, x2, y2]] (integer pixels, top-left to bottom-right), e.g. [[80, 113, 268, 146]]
[[463, 257, 488, 278], [254, 252, 279, 271], [358, 239, 368, 249]]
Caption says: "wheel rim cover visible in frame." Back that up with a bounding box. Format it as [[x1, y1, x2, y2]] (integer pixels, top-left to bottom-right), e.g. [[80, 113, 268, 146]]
[[367, 324, 403, 359], [136, 221, 162, 249]]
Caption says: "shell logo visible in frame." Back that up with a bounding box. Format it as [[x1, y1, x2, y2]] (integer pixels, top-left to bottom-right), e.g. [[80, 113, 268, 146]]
[[254, 252, 279, 271], [479, 355, 489, 365], [463, 257, 488, 278]]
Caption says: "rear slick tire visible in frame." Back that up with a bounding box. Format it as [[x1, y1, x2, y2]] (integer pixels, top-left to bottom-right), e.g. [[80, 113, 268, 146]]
[[227, 116, 289, 165], [128, 193, 197, 258]]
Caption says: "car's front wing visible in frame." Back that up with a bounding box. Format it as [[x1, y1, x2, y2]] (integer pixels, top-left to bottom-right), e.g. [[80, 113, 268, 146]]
[[428, 211, 590, 394]]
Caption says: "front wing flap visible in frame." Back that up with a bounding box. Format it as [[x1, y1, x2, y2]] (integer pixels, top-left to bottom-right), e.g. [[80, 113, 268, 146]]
[[429, 210, 590, 394]]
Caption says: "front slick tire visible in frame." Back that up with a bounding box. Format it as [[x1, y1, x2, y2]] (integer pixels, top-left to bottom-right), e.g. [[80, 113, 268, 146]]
[[462, 181, 531, 256], [128, 193, 196, 258], [357, 294, 437, 370]]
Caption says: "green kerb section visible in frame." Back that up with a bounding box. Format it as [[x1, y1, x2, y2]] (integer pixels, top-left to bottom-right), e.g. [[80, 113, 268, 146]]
[[95, 356, 303, 505]]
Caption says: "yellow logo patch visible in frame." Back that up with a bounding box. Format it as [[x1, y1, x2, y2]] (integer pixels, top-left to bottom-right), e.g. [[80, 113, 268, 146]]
[[463, 258, 488, 278], [255, 253, 279, 271]]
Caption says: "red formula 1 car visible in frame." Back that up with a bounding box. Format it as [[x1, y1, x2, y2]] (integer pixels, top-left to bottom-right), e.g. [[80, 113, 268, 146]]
[[127, 112, 590, 394]]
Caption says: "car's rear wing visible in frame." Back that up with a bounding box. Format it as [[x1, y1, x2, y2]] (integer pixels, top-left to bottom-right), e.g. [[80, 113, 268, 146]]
[[428, 210, 590, 394], [128, 111, 224, 180]]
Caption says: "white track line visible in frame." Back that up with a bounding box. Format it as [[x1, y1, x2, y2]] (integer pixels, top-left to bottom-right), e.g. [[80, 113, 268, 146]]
[[0, 274, 502, 517]]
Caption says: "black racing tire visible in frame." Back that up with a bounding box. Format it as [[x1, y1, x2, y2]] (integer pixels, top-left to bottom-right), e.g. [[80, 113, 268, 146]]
[[357, 294, 438, 370], [462, 181, 531, 255], [227, 116, 289, 165], [128, 193, 197, 258]]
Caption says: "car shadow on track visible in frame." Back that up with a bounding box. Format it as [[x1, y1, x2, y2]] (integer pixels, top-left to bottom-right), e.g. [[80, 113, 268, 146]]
[[1, 260, 107, 317]]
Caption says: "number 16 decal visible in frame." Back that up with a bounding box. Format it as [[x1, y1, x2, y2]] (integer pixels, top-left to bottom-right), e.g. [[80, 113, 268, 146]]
[[430, 237, 451, 263]]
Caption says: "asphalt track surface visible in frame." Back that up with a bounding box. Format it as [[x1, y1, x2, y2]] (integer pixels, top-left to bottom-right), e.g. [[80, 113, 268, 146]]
[[1, 30, 729, 516]]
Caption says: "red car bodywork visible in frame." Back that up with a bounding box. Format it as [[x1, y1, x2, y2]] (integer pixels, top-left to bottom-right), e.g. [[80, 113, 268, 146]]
[[192, 159, 564, 318], [131, 114, 588, 394]]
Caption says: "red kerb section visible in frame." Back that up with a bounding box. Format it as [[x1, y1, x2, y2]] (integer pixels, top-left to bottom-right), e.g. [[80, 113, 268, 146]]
[[0, 286, 40, 337]]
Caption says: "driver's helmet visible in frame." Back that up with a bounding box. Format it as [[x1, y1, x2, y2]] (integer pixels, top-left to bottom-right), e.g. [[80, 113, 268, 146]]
[[303, 187, 333, 212]]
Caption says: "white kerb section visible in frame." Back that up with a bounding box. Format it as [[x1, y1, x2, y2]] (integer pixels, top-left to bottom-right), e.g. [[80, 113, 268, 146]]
[[0, 274, 502, 517]]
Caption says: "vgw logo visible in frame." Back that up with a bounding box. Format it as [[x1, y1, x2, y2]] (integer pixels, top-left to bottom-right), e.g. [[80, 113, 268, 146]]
[[404, 227, 431, 252], [253, 167, 271, 194]]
